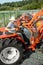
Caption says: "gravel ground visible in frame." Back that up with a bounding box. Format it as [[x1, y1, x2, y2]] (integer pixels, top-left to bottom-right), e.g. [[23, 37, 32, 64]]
[[21, 58, 41, 65], [20, 50, 43, 65]]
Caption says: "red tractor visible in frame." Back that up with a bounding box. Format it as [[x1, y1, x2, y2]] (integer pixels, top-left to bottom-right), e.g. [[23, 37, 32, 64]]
[[0, 10, 43, 65]]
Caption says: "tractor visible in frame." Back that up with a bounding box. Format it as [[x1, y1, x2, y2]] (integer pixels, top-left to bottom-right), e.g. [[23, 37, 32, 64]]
[[0, 10, 43, 65]]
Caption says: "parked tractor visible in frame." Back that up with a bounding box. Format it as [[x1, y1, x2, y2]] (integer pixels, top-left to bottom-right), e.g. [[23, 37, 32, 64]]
[[0, 10, 43, 65]]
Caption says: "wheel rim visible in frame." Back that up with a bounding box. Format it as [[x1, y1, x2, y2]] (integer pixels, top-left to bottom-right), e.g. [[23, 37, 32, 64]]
[[0, 47, 20, 64]]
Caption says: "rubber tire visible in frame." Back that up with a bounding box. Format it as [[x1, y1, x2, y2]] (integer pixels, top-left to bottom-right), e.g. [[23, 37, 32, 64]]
[[21, 58, 41, 65], [30, 51, 43, 64], [0, 38, 23, 65]]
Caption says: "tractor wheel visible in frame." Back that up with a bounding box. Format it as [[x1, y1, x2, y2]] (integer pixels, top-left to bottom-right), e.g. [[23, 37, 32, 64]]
[[0, 38, 23, 65], [30, 51, 43, 64], [21, 58, 41, 65]]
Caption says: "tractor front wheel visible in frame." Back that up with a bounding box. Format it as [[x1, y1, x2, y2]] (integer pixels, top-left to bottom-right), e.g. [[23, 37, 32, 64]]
[[0, 38, 23, 65]]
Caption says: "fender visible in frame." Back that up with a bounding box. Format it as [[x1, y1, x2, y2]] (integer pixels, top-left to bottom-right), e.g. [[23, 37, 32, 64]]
[[0, 27, 25, 46], [0, 33, 25, 45]]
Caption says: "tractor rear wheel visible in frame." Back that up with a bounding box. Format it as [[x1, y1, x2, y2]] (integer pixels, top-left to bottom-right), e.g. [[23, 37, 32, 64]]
[[0, 38, 23, 65]]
